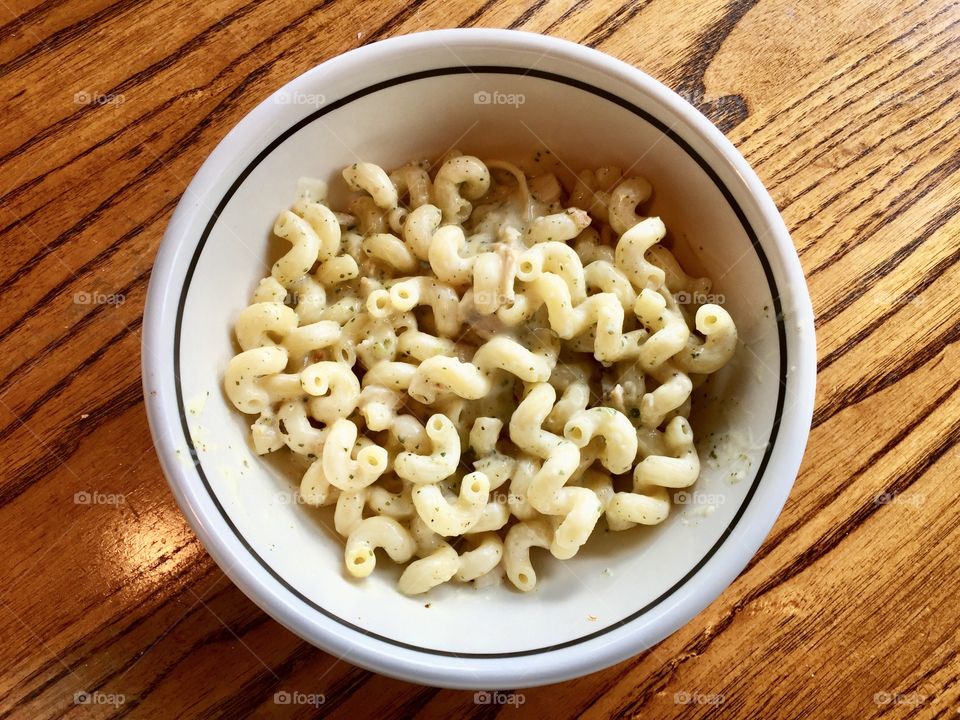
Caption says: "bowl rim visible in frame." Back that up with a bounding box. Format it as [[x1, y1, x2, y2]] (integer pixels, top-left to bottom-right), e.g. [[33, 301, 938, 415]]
[[142, 27, 816, 689]]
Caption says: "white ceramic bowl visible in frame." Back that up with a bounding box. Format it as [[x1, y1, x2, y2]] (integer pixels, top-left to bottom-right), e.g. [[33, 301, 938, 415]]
[[143, 29, 816, 689]]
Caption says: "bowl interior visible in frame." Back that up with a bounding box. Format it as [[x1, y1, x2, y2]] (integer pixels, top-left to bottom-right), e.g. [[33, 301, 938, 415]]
[[167, 51, 788, 661]]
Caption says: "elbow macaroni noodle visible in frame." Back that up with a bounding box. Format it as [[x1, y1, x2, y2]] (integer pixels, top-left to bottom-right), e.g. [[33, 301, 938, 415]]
[[224, 153, 738, 595]]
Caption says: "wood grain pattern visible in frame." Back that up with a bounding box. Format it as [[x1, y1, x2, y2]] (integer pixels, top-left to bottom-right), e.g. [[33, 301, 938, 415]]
[[1, 0, 958, 717]]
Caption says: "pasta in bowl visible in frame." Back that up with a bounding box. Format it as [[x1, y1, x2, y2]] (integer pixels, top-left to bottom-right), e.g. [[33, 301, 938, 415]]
[[144, 28, 815, 688], [223, 155, 739, 595]]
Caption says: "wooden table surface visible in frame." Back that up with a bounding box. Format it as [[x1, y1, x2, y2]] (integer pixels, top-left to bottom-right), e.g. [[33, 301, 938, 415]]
[[2, 0, 959, 718]]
